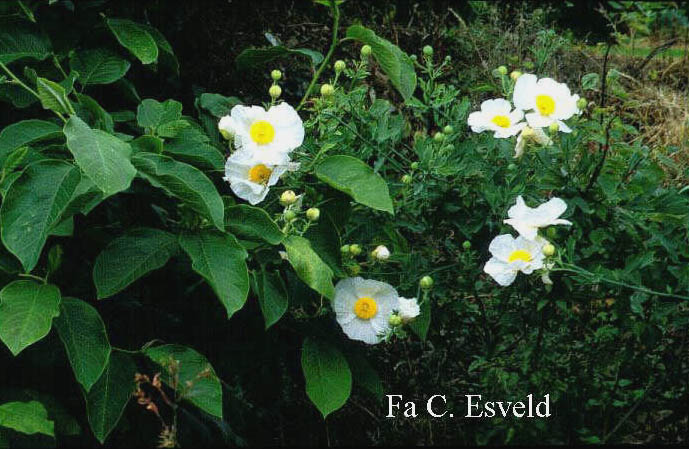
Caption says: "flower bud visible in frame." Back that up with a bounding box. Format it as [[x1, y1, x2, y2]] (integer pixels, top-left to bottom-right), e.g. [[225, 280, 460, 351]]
[[306, 207, 320, 222], [280, 190, 297, 206], [410, 162, 419, 170], [340, 244, 351, 255], [388, 314, 402, 326], [320, 83, 334, 97], [218, 115, 235, 140], [507, 163, 517, 171], [334, 60, 346, 73], [360, 45, 372, 57], [577, 98, 588, 110], [283, 210, 297, 222], [444, 55, 452, 62], [420, 275, 434, 290], [548, 122, 559, 134], [433, 131, 445, 142], [443, 125, 454, 134], [510, 70, 522, 80], [271, 70, 282, 81], [524, 61, 534, 70], [422, 45, 433, 57], [401, 174, 412, 184], [346, 263, 361, 276], [372, 245, 390, 261], [521, 126, 535, 139], [269, 84, 282, 99], [543, 243, 556, 256], [497, 65, 508, 75], [462, 240, 471, 250], [410, 54, 417, 62], [349, 244, 362, 256]]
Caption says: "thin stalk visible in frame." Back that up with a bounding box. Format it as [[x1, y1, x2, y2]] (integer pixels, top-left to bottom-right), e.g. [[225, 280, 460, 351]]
[[0, 61, 67, 122]]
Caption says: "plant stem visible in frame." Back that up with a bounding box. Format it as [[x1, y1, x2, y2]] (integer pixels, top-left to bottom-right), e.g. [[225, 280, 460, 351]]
[[297, 0, 340, 111], [0, 61, 67, 122]]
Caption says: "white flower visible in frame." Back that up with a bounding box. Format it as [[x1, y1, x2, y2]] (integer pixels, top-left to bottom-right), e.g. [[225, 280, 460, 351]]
[[228, 102, 304, 163], [467, 98, 526, 138], [222, 150, 299, 205], [513, 74, 580, 133], [483, 234, 547, 286], [503, 195, 572, 240], [513, 126, 553, 158], [218, 115, 236, 140], [372, 245, 390, 261], [398, 297, 420, 322], [333, 277, 399, 344]]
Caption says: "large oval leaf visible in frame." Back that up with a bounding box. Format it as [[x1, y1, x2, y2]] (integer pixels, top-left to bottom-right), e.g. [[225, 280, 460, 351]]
[[69, 49, 131, 86], [236, 46, 323, 70], [64, 116, 136, 196], [301, 338, 351, 418], [54, 297, 111, 392], [0, 120, 62, 166], [0, 401, 54, 436], [283, 235, 335, 300], [93, 228, 178, 299], [315, 155, 394, 214], [179, 231, 249, 319], [224, 204, 284, 245], [106, 18, 158, 64], [0, 280, 61, 356], [0, 160, 81, 271], [132, 152, 224, 230], [0, 18, 51, 64], [254, 268, 288, 329]]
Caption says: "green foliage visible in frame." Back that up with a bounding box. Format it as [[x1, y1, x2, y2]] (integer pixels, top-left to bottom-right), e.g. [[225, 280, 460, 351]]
[[301, 338, 352, 418], [0, 401, 54, 437]]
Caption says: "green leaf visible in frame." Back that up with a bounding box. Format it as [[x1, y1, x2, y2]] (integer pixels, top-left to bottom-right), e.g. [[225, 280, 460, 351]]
[[236, 46, 323, 70], [0, 280, 61, 356], [301, 338, 351, 418], [224, 204, 284, 245], [164, 139, 224, 171], [315, 155, 394, 214], [86, 352, 136, 443], [283, 235, 335, 300], [54, 297, 111, 392], [132, 152, 224, 231], [0, 401, 54, 436], [0, 120, 62, 166], [0, 160, 80, 271], [106, 18, 158, 64], [36, 77, 73, 115], [69, 49, 131, 85], [197, 93, 241, 118], [345, 25, 417, 100], [409, 298, 430, 341], [74, 93, 114, 132], [255, 268, 288, 329], [63, 116, 136, 196], [0, 18, 51, 64], [141, 24, 179, 75], [136, 98, 182, 130], [93, 228, 178, 299], [179, 231, 249, 319], [144, 345, 223, 418], [346, 351, 383, 400]]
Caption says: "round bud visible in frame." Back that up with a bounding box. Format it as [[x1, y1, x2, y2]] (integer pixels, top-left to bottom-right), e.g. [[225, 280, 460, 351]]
[[340, 244, 351, 255], [320, 83, 335, 97], [410, 54, 417, 62], [269, 84, 282, 99], [284, 210, 296, 221], [372, 245, 391, 261], [497, 65, 508, 75], [543, 243, 556, 257], [433, 132, 445, 142], [349, 244, 362, 256], [306, 207, 320, 222], [410, 161, 419, 170], [576, 98, 588, 110], [401, 174, 412, 184], [524, 61, 534, 70], [444, 55, 452, 62], [462, 240, 472, 250], [271, 70, 282, 81], [280, 190, 297, 206], [443, 125, 454, 134], [420, 275, 434, 290], [546, 227, 558, 239], [548, 122, 559, 134], [360, 45, 372, 57], [334, 60, 346, 73], [422, 45, 433, 56], [507, 163, 517, 171], [521, 126, 535, 139], [347, 264, 361, 276], [388, 314, 402, 326], [510, 70, 522, 80]]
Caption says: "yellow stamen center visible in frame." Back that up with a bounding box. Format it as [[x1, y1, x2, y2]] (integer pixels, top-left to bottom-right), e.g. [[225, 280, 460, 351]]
[[248, 164, 272, 184], [536, 94, 555, 116], [249, 120, 275, 145], [353, 296, 378, 320], [508, 249, 532, 263], [491, 115, 511, 128]]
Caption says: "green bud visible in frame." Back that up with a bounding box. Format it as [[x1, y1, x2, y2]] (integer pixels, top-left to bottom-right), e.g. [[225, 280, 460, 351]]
[[548, 122, 559, 134], [388, 314, 402, 326], [320, 83, 335, 97], [524, 61, 534, 70], [576, 98, 588, 110], [546, 227, 558, 239], [410, 54, 418, 62], [349, 244, 362, 256], [360, 45, 372, 57], [462, 240, 472, 250], [543, 243, 556, 257], [507, 163, 517, 171], [340, 244, 351, 255], [334, 60, 346, 73], [497, 65, 508, 75], [284, 210, 296, 221], [420, 275, 434, 290], [433, 132, 445, 142], [269, 84, 282, 99], [401, 174, 412, 184], [280, 190, 297, 206], [410, 161, 419, 170], [347, 263, 361, 276], [306, 207, 320, 222], [271, 70, 282, 81], [444, 55, 452, 62], [510, 70, 522, 80], [422, 45, 433, 57], [443, 125, 454, 134]]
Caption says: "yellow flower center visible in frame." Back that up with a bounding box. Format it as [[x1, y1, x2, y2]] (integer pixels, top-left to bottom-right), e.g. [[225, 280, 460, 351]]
[[508, 249, 533, 263], [248, 164, 272, 184], [491, 115, 511, 128], [536, 94, 555, 116], [353, 296, 378, 320], [249, 120, 275, 145]]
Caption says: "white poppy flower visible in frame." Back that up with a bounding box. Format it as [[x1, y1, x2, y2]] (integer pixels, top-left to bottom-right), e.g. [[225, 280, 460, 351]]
[[222, 150, 299, 205], [372, 245, 390, 261], [513, 74, 580, 132], [503, 195, 572, 240], [228, 102, 304, 163], [398, 297, 420, 323], [467, 98, 526, 138], [333, 277, 399, 345], [513, 126, 553, 158], [218, 115, 237, 140], [484, 235, 547, 286]]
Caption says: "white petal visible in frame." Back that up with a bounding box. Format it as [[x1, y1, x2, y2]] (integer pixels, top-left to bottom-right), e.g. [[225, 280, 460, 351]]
[[513, 74, 538, 111], [481, 98, 512, 114], [488, 234, 517, 261], [525, 112, 554, 129], [484, 258, 517, 286]]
